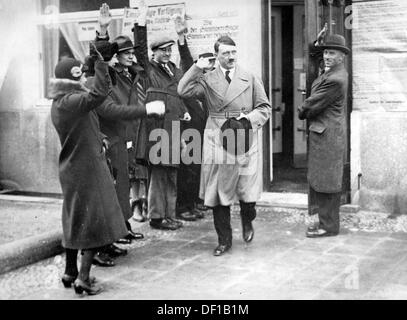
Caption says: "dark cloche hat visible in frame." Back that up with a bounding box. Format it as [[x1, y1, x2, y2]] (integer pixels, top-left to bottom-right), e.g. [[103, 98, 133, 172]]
[[150, 35, 175, 51], [114, 35, 135, 52], [320, 34, 350, 54], [54, 58, 84, 81]]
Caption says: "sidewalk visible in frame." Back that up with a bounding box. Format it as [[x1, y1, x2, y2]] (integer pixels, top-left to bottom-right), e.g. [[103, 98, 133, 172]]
[[1, 195, 407, 300]]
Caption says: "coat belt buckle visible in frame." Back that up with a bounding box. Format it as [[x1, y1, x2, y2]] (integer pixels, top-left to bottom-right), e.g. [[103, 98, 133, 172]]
[[225, 111, 236, 119]]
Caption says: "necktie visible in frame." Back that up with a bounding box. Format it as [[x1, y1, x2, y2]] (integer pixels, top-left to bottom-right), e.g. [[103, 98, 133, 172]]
[[162, 64, 174, 77], [123, 68, 132, 80], [225, 70, 231, 84], [136, 82, 146, 104]]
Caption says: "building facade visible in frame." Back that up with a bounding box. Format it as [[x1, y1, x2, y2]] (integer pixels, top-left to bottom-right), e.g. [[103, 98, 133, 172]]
[[0, 0, 405, 214]]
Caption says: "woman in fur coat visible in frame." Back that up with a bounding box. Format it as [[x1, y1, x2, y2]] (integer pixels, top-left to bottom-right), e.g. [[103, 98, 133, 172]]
[[49, 53, 128, 295]]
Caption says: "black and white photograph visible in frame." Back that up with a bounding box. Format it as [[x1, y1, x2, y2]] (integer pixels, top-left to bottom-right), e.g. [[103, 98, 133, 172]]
[[0, 0, 407, 306]]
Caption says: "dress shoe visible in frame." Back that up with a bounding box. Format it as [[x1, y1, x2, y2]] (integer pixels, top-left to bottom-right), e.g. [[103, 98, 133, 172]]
[[176, 211, 197, 221], [125, 230, 144, 241], [92, 252, 115, 267], [115, 237, 132, 244], [61, 274, 96, 288], [213, 244, 231, 256], [166, 217, 184, 228], [192, 208, 205, 219], [196, 203, 209, 211], [242, 221, 254, 243], [74, 278, 103, 296], [131, 201, 146, 222], [104, 244, 127, 257], [306, 228, 338, 238], [149, 219, 179, 230], [307, 224, 319, 232]]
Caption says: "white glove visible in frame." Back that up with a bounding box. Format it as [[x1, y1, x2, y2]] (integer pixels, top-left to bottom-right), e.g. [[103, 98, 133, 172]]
[[180, 112, 191, 121], [196, 57, 214, 70], [146, 100, 165, 116]]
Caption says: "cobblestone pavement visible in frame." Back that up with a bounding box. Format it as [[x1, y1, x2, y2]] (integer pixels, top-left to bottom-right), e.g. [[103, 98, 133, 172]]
[[1, 206, 407, 300]]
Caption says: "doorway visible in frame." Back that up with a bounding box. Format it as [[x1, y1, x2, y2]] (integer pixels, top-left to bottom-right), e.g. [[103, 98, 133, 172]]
[[268, 4, 308, 193], [262, 0, 352, 202]]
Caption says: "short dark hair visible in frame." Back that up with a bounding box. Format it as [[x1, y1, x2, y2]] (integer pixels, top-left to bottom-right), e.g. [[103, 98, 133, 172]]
[[214, 35, 236, 53]]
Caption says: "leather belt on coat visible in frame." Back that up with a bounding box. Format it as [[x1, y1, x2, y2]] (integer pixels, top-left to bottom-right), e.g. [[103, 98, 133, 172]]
[[209, 111, 246, 119]]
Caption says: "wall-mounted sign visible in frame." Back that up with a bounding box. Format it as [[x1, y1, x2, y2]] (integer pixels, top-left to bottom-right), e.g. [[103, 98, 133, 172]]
[[77, 21, 98, 42], [353, 0, 407, 112]]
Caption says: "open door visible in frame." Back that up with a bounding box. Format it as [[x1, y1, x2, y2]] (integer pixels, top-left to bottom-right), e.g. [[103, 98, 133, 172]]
[[292, 5, 307, 168], [270, 7, 283, 158]]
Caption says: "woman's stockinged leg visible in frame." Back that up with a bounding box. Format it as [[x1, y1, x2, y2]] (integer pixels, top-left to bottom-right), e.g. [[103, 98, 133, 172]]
[[74, 248, 102, 295], [64, 248, 78, 276]]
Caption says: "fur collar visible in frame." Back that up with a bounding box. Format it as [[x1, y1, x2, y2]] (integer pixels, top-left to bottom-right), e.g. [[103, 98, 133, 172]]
[[47, 78, 90, 99]]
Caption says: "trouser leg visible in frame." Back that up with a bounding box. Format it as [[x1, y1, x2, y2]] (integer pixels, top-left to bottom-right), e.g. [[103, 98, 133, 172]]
[[308, 185, 319, 216], [212, 205, 232, 246], [311, 186, 341, 233], [165, 167, 178, 219], [239, 201, 256, 224], [148, 167, 166, 220]]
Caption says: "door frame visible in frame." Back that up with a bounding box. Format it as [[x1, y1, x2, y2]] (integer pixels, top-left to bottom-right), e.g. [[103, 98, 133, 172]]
[[261, 0, 352, 201]]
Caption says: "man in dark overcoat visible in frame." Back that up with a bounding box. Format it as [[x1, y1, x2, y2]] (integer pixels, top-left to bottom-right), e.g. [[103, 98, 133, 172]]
[[94, 4, 153, 248], [298, 34, 350, 238]]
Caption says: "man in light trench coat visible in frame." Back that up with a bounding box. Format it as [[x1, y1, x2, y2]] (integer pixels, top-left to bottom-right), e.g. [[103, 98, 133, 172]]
[[178, 35, 271, 256], [298, 34, 350, 238]]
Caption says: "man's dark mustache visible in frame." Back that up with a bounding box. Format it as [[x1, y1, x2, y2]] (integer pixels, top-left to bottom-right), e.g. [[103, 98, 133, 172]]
[[228, 59, 235, 63]]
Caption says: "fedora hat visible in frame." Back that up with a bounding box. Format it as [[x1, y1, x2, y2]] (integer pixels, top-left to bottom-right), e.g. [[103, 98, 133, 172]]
[[114, 35, 135, 52], [320, 34, 350, 55], [150, 35, 175, 51]]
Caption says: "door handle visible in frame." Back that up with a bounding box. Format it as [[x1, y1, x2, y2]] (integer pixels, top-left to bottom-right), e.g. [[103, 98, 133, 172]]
[[297, 127, 306, 132], [272, 106, 281, 112], [273, 126, 281, 132], [297, 88, 307, 95]]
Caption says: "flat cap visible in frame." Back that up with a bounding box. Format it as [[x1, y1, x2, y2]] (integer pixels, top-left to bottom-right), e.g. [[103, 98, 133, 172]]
[[150, 35, 175, 51]]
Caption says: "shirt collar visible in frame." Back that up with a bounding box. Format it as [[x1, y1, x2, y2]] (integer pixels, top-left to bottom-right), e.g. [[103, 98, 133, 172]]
[[220, 65, 235, 79]]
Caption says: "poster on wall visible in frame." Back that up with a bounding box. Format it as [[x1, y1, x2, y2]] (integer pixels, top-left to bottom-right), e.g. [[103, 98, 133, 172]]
[[185, 13, 239, 59], [121, 3, 240, 67], [353, 0, 407, 112], [77, 21, 99, 42], [122, 3, 186, 65]]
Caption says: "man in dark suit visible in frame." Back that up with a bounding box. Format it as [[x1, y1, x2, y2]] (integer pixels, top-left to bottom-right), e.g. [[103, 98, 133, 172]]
[[298, 34, 350, 238]]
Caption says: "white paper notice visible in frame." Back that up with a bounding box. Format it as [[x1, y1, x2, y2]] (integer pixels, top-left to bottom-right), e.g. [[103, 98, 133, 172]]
[[77, 21, 99, 42], [353, 0, 407, 111]]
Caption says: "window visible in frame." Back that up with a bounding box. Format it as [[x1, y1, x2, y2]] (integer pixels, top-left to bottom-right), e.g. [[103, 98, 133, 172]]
[[39, 0, 128, 97]]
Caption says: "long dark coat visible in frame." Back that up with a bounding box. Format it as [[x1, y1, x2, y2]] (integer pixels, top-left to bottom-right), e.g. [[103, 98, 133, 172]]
[[95, 66, 148, 220], [133, 25, 189, 168], [176, 40, 208, 211], [49, 61, 128, 249], [299, 63, 348, 193]]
